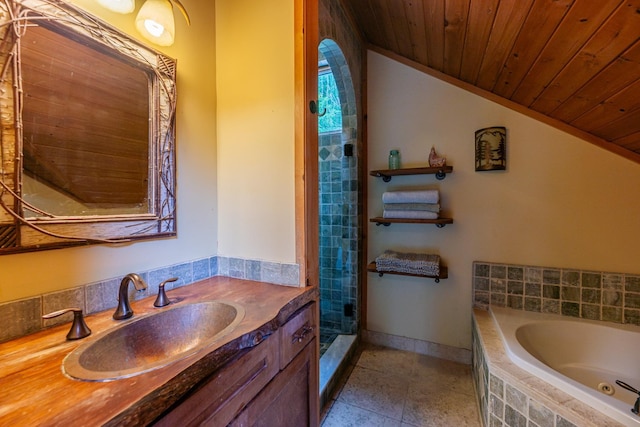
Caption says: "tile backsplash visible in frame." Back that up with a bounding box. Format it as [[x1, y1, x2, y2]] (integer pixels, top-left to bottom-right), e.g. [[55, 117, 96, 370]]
[[473, 261, 640, 326], [0, 256, 300, 343]]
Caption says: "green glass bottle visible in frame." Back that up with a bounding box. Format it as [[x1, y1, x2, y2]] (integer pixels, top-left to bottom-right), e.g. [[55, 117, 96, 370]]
[[388, 150, 400, 170]]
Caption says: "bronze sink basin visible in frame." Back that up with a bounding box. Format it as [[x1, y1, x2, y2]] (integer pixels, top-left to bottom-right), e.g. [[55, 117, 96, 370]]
[[63, 300, 245, 382]]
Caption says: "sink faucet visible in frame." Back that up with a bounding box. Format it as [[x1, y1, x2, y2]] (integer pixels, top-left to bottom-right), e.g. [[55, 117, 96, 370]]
[[113, 273, 148, 320]]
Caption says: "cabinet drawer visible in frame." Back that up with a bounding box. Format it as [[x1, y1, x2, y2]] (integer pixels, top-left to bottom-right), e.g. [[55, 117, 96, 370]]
[[156, 334, 279, 427], [279, 303, 316, 369]]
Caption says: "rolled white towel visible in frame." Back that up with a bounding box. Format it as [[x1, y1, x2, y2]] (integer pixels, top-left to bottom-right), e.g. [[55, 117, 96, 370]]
[[382, 190, 439, 204], [383, 203, 440, 212], [383, 210, 438, 220]]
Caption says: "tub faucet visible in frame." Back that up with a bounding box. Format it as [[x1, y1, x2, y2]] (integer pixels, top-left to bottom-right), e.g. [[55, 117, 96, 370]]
[[616, 380, 640, 415], [113, 273, 148, 320]]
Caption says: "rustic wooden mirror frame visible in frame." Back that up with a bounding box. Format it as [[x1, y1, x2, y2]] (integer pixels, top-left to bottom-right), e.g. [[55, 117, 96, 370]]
[[0, 0, 177, 254]]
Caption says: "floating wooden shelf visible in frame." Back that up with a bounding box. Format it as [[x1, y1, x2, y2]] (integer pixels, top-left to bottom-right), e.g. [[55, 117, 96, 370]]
[[367, 262, 448, 283], [370, 166, 453, 182], [370, 217, 453, 227]]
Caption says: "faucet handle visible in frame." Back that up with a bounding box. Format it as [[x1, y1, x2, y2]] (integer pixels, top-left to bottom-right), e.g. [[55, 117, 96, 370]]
[[154, 277, 178, 307], [43, 308, 92, 340]]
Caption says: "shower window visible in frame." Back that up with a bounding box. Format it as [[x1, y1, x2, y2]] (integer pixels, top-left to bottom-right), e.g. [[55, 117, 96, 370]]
[[318, 59, 342, 134]]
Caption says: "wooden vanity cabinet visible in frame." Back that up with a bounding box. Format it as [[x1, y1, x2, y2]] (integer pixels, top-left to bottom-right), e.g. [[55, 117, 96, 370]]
[[154, 302, 318, 427], [230, 339, 316, 426]]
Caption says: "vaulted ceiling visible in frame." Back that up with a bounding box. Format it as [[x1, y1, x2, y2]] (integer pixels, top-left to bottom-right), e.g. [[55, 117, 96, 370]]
[[344, 0, 640, 163]]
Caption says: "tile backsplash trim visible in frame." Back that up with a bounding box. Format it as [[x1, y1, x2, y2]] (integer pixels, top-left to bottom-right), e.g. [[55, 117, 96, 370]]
[[0, 256, 300, 343], [473, 261, 640, 326]]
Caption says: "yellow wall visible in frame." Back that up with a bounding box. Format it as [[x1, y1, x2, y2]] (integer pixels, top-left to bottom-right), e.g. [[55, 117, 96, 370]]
[[367, 51, 640, 349], [215, 0, 297, 263], [0, 0, 218, 302], [0, 0, 300, 303]]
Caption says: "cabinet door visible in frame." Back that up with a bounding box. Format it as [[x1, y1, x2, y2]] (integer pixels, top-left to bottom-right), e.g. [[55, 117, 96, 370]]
[[155, 335, 279, 427], [234, 339, 318, 427]]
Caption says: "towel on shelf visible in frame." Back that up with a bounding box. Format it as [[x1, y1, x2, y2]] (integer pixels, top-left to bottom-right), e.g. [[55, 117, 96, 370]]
[[375, 250, 440, 276], [382, 190, 439, 204], [383, 203, 440, 213], [382, 210, 438, 220]]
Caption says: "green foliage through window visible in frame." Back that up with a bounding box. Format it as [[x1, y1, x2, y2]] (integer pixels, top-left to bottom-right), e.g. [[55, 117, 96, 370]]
[[318, 70, 342, 133]]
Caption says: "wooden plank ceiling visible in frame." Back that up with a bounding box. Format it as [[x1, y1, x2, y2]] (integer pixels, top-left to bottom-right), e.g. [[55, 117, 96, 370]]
[[344, 0, 640, 161]]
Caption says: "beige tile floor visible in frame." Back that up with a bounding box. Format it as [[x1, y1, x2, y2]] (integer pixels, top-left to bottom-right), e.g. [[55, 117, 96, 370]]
[[321, 344, 482, 427]]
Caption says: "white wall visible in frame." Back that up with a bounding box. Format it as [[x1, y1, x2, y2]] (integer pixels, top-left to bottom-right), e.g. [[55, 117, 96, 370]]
[[367, 51, 640, 349], [215, 0, 297, 264]]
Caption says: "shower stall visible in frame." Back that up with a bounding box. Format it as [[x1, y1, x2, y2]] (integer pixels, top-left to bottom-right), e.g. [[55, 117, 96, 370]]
[[317, 40, 360, 405]]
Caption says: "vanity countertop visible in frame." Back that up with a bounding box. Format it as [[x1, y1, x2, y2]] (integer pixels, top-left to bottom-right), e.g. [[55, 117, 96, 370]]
[[0, 277, 317, 426]]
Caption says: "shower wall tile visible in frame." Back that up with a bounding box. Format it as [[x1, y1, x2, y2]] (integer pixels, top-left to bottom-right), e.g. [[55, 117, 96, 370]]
[[318, 129, 359, 336], [474, 261, 640, 326]]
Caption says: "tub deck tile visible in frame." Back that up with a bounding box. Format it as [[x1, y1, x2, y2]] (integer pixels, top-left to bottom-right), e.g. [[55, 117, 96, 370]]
[[473, 308, 627, 427]]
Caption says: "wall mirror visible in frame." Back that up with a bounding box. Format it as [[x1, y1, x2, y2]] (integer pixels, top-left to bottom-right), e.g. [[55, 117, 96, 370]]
[[0, 0, 177, 254]]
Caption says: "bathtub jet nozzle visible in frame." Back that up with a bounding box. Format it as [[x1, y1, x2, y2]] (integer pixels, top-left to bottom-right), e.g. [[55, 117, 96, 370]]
[[615, 380, 640, 415]]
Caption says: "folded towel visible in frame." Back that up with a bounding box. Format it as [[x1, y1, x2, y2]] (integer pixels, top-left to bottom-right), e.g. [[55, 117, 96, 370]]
[[375, 250, 440, 276], [383, 210, 438, 220], [383, 203, 440, 212], [382, 190, 439, 204]]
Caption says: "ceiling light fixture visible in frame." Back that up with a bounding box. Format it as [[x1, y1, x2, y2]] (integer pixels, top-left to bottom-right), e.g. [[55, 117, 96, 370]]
[[135, 0, 190, 47], [96, 0, 136, 14]]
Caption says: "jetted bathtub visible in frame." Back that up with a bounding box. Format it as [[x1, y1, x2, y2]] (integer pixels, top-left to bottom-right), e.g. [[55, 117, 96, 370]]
[[490, 306, 640, 426]]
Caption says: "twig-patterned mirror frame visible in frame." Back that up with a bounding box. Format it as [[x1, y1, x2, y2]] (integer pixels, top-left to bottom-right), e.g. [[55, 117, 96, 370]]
[[0, 0, 177, 254]]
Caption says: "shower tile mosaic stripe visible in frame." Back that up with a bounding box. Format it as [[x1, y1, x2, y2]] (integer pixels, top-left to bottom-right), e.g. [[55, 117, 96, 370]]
[[318, 129, 359, 337], [473, 261, 640, 326]]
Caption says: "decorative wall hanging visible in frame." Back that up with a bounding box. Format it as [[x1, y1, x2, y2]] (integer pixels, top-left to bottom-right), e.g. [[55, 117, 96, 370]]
[[475, 127, 506, 171]]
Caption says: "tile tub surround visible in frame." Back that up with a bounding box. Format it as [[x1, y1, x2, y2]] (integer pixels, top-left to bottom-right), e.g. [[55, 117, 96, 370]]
[[0, 256, 300, 343], [472, 309, 624, 427], [473, 261, 640, 326]]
